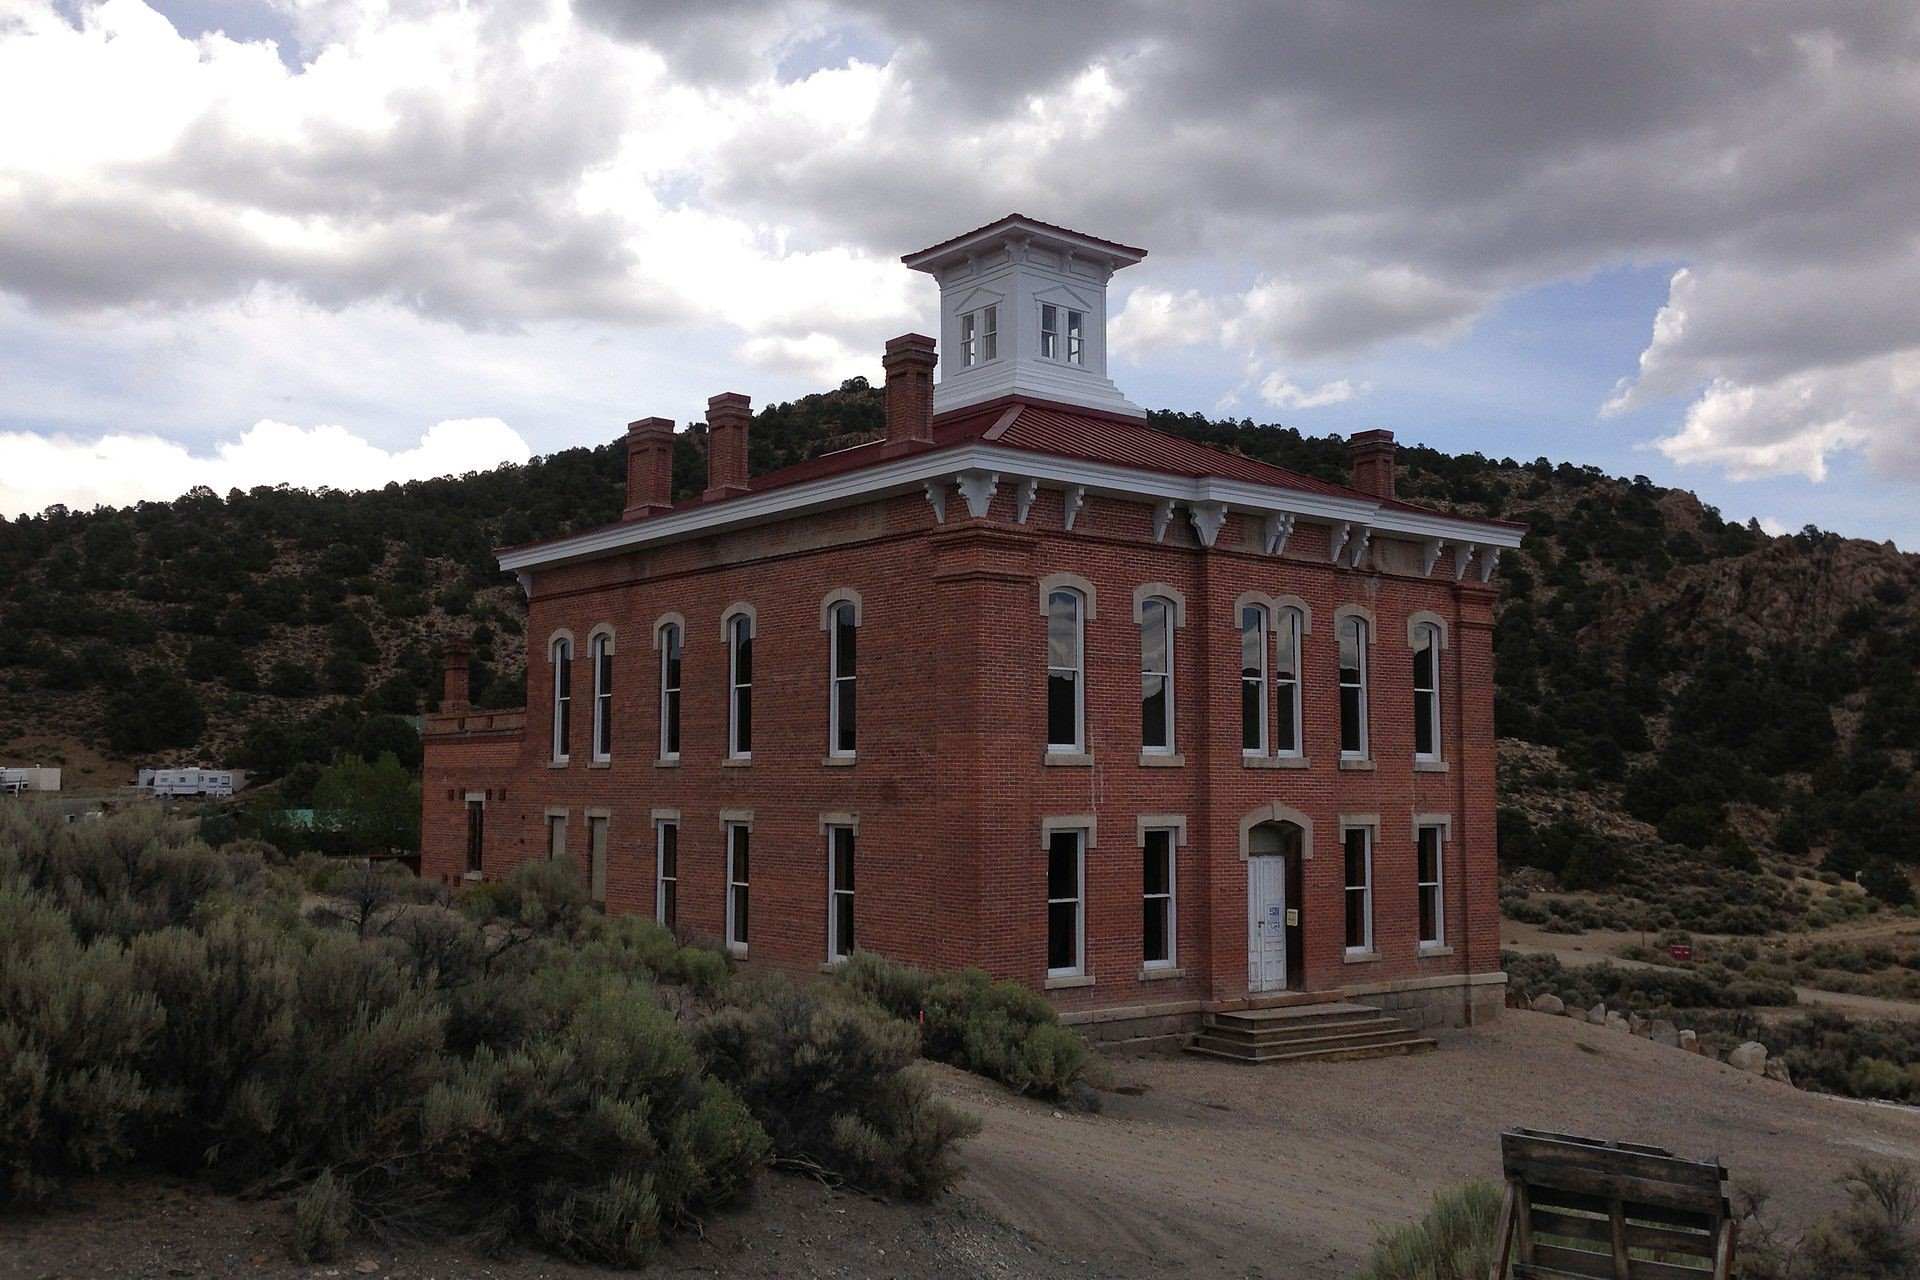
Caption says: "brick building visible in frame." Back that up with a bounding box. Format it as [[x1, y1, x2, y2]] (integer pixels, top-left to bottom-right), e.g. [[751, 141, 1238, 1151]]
[[422, 215, 1524, 1036]]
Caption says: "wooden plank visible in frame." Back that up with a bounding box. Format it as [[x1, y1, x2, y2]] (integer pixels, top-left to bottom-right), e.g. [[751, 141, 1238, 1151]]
[[1712, 1220, 1736, 1280], [1625, 1260, 1714, 1280], [1503, 1133, 1725, 1193], [1490, 1181, 1518, 1280], [1609, 1201, 1631, 1280], [1504, 1154, 1728, 1216], [1528, 1187, 1716, 1233], [1529, 1208, 1712, 1258], [1531, 1244, 1619, 1279]]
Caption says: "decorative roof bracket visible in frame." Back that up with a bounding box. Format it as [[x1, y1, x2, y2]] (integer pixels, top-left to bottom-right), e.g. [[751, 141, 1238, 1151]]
[[1421, 537, 1445, 577], [1346, 524, 1372, 569], [1188, 501, 1229, 548], [1015, 477, 1040, 524], [1477, 547, 1501, 583], [954, 470, 1000, 519], [1063, 485, 1086, 531], [924, 480, 947, 524], [1329, 521, 1352, 563], [1152, 498, 1177, 543], [1454, 542, 1478, 581], [1264, 512, 1295, 556]]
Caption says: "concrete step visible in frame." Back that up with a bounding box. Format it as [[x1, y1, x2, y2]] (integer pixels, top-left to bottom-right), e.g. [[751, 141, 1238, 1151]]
[[1208, 1000, 1380, 1028], [1184, 1036, 1438, 1066], [1193, 1025, 1412, 1053], [1197, 1015, 1401, 1044]]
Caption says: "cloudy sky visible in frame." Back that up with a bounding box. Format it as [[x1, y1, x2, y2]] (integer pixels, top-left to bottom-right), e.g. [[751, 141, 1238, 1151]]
[[3, 1, 1918, 545]]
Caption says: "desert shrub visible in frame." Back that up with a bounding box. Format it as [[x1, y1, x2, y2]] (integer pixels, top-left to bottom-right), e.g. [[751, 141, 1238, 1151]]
[[695, 981, 976, 1199], [1357, 1181, 1502, 1280], [573, 915, 731, 999], [461, 855, 590, 940], [0, 886, 165, 1204], [291, 1168, 352, 1262], [1500, 952, 1795, 1015], [837, 952, 1095, 1103]]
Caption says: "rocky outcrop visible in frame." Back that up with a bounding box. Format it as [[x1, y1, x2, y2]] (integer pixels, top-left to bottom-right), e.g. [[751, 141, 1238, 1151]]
[[1727, 1042, 1769, 1075]]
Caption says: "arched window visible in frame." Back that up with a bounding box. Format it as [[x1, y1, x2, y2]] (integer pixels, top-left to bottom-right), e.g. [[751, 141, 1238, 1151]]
[[658, 622, 682, 760], [590, 631, 613, 762], [1046, 589, 1085, 751], [727, 613, 753, 758], [1240, 604, 1267, 754], [828, 600, 857, 757], [1276, 607, 1304, 757], [1338, 614, 1368, 759], [1140, 596, 1174, 752], [1413, 621, 1441, 761], [550, 636, 572, 762]]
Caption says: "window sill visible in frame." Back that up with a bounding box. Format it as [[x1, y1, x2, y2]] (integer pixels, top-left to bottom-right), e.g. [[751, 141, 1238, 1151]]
[[819, 959, 850, 973], [1343, 950, 1381, 965], [462, 869, 485, 882], [1044, 751, 1093, 767], [587, 759, 612, 770], [546, 759, 570, 770], [1139, 751, 1185, 768], [1338, 758, 1375, 772], [1139, 965, 1185, 982], [1244, 754, 1310, 770], [654, 757, 680, 769], [727, 944, 748, 958], [722, 757, 752, 769], [1044, 973, 1094, 990], [1418, 945, 1454, 957], [822, 754, 856, 767], [1414, 759, 1449, 773]]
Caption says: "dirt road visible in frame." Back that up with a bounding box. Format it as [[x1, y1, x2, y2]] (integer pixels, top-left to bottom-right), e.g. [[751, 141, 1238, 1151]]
[[951, 1013, 1920, 1279]]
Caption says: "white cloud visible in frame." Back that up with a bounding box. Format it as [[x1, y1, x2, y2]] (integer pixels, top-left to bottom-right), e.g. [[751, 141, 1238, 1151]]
[[1, 417, 533, 516], [1110, 287, 1224, 353], [1257, 370, 1361, 410]]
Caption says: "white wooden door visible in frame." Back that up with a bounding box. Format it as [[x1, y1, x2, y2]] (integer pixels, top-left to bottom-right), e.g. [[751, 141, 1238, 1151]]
[[1248, 856, 1288, 992]]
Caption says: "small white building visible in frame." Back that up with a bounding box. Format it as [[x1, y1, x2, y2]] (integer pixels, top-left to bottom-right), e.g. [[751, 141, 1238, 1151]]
[[0, 766, 61, 795], [137, 767, 242, 797]]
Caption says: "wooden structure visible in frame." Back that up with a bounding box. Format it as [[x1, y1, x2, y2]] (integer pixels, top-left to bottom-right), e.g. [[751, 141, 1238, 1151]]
[[1490, 1129, 1736, 1280]]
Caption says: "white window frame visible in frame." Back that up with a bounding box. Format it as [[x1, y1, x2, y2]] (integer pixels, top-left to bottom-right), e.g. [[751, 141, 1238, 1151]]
[[725, 821, 750, 954], [1046, 827, 1086, 978], [590, 631, 613, 763], [727, 612, 753, 760], [828, 600, 857, 759], [962, 304, 999, 368], [1240, 604, 1268, 756], [1142, 826, 1177, 970], [1046, 588, 1086, 753], [1343, 825, 1374, 957], [1413, 622, 1442, 763], [658, 622, 681, 761], [826, 824, 856, 963], [1140, 595, 1175, 754], [550, 636, 572, 763], [1339, 614, 1369, 761], [1275, 607, 1304, 758], [1065, 308, 1084, 365], [1040, 302, 1059, 360], [655, 819, 678, 929], [1417, 823, 1445, 951]]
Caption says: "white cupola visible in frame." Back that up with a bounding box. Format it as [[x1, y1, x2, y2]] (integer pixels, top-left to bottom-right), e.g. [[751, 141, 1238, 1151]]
[[902, 214, 1147, 420]]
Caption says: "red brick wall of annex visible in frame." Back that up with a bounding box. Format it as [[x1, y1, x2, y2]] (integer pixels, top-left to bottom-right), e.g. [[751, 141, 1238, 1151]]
[[420, 475, 1505, 1015]]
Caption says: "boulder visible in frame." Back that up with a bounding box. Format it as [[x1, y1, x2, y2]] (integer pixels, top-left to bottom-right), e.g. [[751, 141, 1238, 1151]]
[[1629, 1013, 1649, 1037], [1727, 1042, 1768, 1075], [1530, 993, 1566, 1016], [1679, 1029, 1699, 1053], [1588, 1003, 1607, 1025], [1764, 1059, 1794, 1087], [1650, 1020, 1680, 1048], [1606, 1011, 1629, 1033]]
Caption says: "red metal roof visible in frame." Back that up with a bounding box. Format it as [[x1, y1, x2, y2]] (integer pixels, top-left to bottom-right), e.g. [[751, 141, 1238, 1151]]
[[498, 398, 1519, 556]]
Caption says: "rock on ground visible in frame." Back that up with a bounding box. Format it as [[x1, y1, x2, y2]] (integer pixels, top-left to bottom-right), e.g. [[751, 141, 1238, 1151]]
[[1728, 1042, 1769, 1074]]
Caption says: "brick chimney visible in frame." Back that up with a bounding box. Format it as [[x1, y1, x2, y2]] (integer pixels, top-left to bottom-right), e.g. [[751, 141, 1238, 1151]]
[[623, 417, 675, 520], [703, 392, 751, 500], [1347, 429, 1397, 499], [882, 333, 937, 445], [441, 639, 471, 711]]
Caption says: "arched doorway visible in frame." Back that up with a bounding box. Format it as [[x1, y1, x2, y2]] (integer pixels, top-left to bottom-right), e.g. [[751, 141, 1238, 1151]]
[[1247, 819, 1306, 992]]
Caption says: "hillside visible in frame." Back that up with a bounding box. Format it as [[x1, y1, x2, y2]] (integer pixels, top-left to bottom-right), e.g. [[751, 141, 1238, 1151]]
[[3, 379, 1917, 910]]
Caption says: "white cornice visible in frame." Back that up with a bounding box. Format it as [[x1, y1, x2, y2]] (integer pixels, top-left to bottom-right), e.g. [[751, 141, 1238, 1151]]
[[497, 440, 1523, 575]]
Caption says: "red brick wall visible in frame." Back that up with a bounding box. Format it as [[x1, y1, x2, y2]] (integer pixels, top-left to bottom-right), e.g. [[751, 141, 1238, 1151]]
[[422, 478, 1504, 1014]]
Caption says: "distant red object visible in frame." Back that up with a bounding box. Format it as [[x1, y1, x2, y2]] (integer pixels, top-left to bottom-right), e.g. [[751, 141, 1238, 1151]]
[[1669, 944, 1693, 962]]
